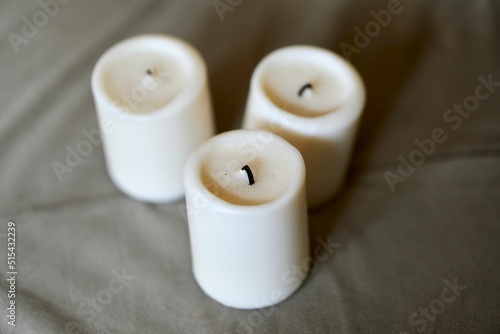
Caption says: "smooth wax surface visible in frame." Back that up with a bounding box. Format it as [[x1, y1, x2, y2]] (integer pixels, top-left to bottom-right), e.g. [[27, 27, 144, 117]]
[[263, 62, 348, 117], [92, 34, 215, 202], [243, 45, 366, 207], [200, 137, 296, 205], [101, 51, 186, 114], [184, 130, 309, 309]]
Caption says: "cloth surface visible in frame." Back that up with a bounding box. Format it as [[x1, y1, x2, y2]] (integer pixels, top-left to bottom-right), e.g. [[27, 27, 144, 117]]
[[1, 1, 499, 333]]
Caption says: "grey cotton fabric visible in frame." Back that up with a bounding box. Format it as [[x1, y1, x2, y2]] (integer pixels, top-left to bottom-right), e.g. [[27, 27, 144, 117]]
[[0, 1, 499, 333]]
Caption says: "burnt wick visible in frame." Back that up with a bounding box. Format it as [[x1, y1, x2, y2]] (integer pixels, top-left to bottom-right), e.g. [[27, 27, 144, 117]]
[[146, 68, 153, 76], [298, 83, 313, 97], [241, 165, 255, 186]]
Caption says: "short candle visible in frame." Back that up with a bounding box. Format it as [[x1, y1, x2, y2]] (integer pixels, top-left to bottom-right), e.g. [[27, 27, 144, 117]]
[[184, 129, 309, 309], [92, 34, 215, 203], [243, 45, 366, 207]]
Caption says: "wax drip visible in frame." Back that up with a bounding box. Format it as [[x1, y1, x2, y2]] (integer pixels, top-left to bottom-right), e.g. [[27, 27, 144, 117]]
[[241, 165, 255, 185], [298, 83, 313, 97]]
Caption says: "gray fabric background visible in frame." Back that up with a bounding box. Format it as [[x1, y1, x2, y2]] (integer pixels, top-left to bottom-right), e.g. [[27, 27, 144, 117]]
[[0, 1, 499, 333]]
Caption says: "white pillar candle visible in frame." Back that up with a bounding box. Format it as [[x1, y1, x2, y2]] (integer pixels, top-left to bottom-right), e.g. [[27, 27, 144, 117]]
[[243, 46, 366, 207], [91, 35, 215, 203], [184, 129, 309, 309]]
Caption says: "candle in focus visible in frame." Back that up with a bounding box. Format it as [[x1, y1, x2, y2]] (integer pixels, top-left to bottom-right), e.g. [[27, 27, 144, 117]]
[[243, 45, 366, 207], [91, 34, 215, 203], [184, 129, 309, 309]]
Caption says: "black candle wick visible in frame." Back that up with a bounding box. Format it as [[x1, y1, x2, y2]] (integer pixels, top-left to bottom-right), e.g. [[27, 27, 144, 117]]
[[146, 68, 153, 75], [298, 83, 313, 97], [241, 165, 255, 186]]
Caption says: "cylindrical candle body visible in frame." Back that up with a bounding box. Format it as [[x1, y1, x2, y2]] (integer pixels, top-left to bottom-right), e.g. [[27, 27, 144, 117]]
[[184, 130, 309, 309], [92, 35, 215, 203], [243, 46, 365, 207]]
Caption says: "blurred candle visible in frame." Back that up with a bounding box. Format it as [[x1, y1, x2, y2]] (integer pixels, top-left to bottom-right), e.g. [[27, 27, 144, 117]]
[[243, 45, 365, 207], [184, 129, 309, 309], [92, 34, 215, 202]]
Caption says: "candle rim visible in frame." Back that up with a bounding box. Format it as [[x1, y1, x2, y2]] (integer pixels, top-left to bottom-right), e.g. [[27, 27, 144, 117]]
[[91, 34, 208, 122], [251, 45, 366, 132], [184, 129, 306, 212]]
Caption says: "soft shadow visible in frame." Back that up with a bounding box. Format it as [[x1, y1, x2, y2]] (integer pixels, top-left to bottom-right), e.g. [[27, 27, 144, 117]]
[[309, 17, 431, 258]]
